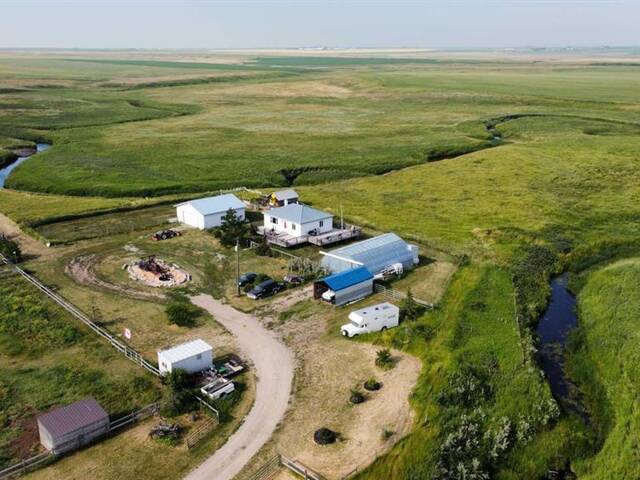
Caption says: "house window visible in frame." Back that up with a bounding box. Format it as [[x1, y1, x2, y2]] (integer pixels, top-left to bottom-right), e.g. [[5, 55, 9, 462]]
[[319, 220, 324, 227], [271, 217, 278, 224], [196, 354, 202, 360], [292, 224, 296, 230]]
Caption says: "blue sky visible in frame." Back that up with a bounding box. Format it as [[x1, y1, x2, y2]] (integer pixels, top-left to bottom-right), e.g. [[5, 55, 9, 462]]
[[0, 1, 637, 49]]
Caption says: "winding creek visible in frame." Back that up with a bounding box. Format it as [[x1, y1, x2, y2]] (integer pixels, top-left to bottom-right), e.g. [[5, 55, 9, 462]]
[[0, 143, 51, 188], [536, 274, 588, 421]]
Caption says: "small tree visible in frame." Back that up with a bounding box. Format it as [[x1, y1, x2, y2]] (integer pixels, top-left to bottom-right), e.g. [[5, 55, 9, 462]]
[[400, 288, 425, 321], [214, 208, 250, 247], [0, 235, 21, 262]]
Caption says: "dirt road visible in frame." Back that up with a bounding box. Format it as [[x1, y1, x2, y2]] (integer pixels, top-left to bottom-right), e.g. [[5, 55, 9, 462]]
[[186, 294, 294, 480]]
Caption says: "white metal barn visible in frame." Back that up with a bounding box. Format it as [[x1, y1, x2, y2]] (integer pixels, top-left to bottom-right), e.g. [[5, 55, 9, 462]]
[[263, 204, 333, 238], [157, 339, 213, 375], [175, 194, 245, 230]]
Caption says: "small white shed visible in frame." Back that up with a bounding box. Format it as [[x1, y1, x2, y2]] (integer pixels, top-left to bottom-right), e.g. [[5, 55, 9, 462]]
[[175, 194, 245, 230], [158, 339, 213, 375]]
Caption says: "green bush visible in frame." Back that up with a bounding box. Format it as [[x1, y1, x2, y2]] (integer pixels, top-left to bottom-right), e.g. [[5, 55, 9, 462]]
[[0, 235, 20, 262], [375, 349, 394, 369], [165, 300, 200, 327]]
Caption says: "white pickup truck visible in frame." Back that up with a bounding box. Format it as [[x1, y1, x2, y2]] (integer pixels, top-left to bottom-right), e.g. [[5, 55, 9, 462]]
[[341, 302, 400, 338]]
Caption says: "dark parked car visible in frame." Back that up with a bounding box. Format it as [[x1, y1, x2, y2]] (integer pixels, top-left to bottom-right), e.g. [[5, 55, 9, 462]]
[[238, 272, 258, 287], [247, 279, 285, 300]]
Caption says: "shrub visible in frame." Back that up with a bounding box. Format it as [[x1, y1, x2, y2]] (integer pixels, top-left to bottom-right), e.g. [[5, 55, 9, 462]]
[[0, 235, 20, 262], [375, 349, 394, 369], [166, 300, 199, 327], [364, 378, 382, 391], [349, 387, 365, 404], [254, 237, 273, 257], [400, 289, 425, 321]]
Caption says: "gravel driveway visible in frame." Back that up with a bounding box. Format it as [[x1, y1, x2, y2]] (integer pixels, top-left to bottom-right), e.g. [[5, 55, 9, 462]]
[[185, 294, 294, 480]]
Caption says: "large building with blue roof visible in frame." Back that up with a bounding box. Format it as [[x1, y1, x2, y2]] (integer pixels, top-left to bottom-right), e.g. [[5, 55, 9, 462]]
[[320, 233, 419, 275]]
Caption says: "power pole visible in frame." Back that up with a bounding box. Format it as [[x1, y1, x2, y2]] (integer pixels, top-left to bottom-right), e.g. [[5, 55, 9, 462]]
[[236, 238, 241, 297]]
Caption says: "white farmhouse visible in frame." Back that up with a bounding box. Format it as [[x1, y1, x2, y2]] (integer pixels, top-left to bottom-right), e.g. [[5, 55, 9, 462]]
[[175, 194, 245, 230], [263, 204, 333, 238], [157, 339, 213, 375]]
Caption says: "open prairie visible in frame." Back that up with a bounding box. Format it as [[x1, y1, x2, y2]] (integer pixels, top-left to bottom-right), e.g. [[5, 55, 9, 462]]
[[1, 49, 640, 480]]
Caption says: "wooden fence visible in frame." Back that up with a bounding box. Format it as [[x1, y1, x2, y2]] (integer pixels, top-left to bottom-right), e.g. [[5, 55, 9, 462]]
[[373, 283, 434, 309], [246, 455, 281, 480], [0, 253, 160, 376], [280, 455, 326, 480], [0, 453, 55, 480], [109, 402, 159, 432], [185, 416, 218, 449]]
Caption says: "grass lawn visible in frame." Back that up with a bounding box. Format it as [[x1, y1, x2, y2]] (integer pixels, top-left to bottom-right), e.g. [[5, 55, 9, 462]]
[[0, 271, 162, 469], [568, 258, 640, 479]]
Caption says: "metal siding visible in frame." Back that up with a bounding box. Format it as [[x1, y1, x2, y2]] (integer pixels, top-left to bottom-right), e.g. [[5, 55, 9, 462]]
[[334, 279, 373, 306]]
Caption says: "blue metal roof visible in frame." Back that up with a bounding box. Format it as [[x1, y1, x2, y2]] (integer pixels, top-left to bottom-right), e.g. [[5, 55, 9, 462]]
[[177, 194, 244, 216], [322, 266, 373, 291], [321, 233, 415, 274]]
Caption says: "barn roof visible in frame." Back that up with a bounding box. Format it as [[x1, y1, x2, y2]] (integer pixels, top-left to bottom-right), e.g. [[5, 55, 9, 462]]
[[321, 233, 415, 274], [268, 204, 332, 224], [272, 189, 299, 201], [176, 194, 244, 216], [321, 266, 373, 291], [37, 398, 108, 438], [158, 339, 212, 363]]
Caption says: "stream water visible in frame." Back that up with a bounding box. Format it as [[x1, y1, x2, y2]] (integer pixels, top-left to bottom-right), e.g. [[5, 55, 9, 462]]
[[0, 143, 51, 188], [536, 274, 588, 420]]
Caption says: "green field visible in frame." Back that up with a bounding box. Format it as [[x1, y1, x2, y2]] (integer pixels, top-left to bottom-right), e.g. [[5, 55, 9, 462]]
[[2, 51, 640, 479], [568, 258, 640, 479], [0, 272, 161, 468]]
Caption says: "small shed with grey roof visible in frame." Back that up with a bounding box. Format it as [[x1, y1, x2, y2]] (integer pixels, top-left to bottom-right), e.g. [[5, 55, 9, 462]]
[[263, 203, 333, 238], [269, 189, 299, 207], [37, 397, 109, 454], [176, 193, 245, 230], [320, 233, 419, 275]]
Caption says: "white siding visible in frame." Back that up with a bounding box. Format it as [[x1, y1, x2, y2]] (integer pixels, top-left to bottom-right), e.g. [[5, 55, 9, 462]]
[[176, 204, 205, 229], [263, 215, 332, 238], [158, 349, 213, 374], [177, 205, 245, 230]]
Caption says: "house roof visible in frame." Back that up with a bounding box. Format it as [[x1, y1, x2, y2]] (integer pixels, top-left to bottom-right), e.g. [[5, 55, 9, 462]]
[[272, 189, 299, 201], [268, 203, 332, 224], [37, 397, 108, 438], [158, 339, 212, 363], [322, 266, 373, 291], [321, 233, 415, 274], [176, 194, 244, 216]]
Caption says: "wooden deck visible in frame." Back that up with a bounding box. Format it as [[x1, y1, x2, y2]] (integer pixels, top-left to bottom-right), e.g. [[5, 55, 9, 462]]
[[257, 226, 361, 248]]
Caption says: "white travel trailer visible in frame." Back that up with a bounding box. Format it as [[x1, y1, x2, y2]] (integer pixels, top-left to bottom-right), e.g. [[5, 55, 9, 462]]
[[341, 302, 400, 338]]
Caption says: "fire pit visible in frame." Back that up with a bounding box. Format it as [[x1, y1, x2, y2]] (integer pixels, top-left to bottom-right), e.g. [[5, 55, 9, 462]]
[[127, 256, 190, 287]]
